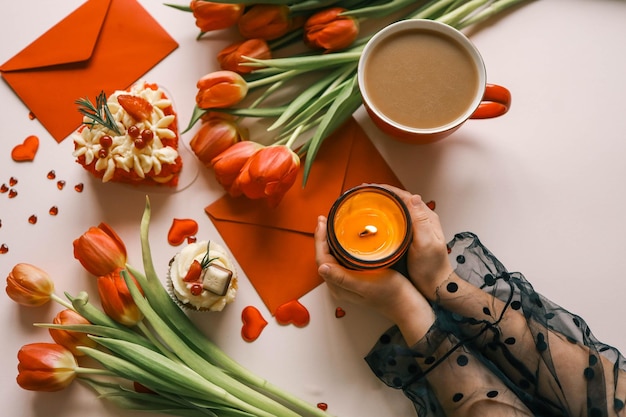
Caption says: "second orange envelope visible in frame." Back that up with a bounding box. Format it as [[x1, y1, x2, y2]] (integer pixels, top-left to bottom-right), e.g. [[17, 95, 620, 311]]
[[206, 118, 405, 314]]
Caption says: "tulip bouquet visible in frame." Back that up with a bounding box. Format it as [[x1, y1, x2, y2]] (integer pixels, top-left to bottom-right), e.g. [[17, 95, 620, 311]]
[[6, 199, 332, 417], [167, 0, 528, 205]]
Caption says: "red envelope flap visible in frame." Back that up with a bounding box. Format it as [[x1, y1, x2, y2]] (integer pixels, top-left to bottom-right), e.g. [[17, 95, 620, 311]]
[[343, 122, 404, 190], [0, 0, 111, 71], [206, 121, 356, 235]]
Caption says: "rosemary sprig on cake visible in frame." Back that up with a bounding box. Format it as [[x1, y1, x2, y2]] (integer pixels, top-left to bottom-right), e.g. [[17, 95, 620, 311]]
[[75, 91, 122, 135]]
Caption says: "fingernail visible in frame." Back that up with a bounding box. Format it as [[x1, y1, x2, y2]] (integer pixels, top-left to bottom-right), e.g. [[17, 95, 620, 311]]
[[410, 195, 422, 207], [318, 264, 330, 276]]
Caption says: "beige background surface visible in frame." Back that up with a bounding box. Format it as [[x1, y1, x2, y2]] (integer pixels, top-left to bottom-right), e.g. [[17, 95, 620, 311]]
[[1, 1, 625, 416]]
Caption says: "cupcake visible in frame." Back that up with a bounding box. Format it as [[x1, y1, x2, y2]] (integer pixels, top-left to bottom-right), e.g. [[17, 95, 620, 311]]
[[168, 240, 237, 311], [72, 81, 182, 186]]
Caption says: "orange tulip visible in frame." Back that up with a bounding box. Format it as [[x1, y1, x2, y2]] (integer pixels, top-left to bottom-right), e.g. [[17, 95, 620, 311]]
[[211, 140, 263, 194], [73, 222, 127, 277], [304, 7, 359, 51], [17, 343, 77, 392], [97, 268, 144, 327], [6, 263, 54, 307], [217, 39, 272, 74], [49, 309, 96, 357], [233, 145, 300, 207], [189, 1, 244, 34], [196, 71, 248, 109], [238, 5, 292, 41], [190, 117, 247, 168]]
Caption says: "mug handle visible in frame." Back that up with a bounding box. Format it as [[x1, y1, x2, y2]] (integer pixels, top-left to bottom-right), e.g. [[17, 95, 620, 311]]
[[470, 84, 511, 119]]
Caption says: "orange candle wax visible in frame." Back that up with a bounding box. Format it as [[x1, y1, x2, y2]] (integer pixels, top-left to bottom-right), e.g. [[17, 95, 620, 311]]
[[327, 185, 411, 270]]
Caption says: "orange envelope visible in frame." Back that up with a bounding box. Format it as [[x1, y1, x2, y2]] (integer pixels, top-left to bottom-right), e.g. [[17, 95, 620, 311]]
[[0, 0, 178, 142], [206, 118, 405, 314]]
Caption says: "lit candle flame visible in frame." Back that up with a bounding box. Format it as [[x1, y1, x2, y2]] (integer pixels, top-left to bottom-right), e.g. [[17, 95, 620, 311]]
[[359, 225, 378, 237]]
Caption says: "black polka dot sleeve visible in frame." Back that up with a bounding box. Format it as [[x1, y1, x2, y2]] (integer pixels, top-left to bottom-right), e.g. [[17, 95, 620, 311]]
[[365, 232, 626, 417]]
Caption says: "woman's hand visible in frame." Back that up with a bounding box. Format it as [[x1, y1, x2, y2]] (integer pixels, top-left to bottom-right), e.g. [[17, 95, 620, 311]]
[[315, 215, 434, 345], [381, 185, 454, 301]]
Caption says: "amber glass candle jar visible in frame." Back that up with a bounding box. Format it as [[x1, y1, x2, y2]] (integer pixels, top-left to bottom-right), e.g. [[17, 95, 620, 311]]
[[327, 185, 412, 270]]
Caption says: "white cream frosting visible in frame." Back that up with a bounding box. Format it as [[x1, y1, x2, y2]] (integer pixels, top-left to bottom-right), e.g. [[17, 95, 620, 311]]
[[72, 82, 179, 183], [169, 241, 237, 311]]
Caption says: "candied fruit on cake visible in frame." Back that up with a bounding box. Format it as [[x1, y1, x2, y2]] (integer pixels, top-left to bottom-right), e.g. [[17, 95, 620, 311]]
[[73, 82, 182, 186]]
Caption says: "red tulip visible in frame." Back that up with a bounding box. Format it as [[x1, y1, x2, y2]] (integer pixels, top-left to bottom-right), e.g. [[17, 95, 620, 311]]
[[17, 343, 77, 392], [304, 8, 359, 52], [217, 39, 272, 74], [49, 309, 96, 357], [6, 263, 54, 307], [233, 145, 300, 207], [196, 71, 248, 109], [189, 1, 244, 34], [73, 222, 127, 277], [190, 117, 247, 168], [211, 140, 263, 193], [238, 5, 292, 41], [97, 268, 144, 327]]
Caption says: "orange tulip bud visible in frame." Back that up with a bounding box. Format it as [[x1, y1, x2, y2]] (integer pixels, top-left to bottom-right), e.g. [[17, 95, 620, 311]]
[[238, 5, 292, 41], [49, 309, 96, 357], [189, 1, 244, 34], [73, 223, 127, 277], [6, 263, 54, 307], [97, 268, 144, 327], [196, 71, 248, 109], [304, 7, 359, 52], [211, 140, 263, 194], [233, 145, 300, 207], [217, 39, 272, 74], [17, 343, 77, 392], [190, 117, 247, 168]]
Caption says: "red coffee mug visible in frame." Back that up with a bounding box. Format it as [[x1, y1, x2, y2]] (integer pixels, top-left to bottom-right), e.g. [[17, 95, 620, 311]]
[[358, 19, 511, 144]]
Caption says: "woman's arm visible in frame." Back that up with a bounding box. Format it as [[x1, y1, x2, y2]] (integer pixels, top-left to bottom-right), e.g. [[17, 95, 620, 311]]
[[381, 184, 626, 416]]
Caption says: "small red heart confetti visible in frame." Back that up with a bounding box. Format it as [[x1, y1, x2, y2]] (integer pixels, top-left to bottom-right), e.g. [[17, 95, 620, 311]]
[[426, 200, 436, 211], [317, 403, 328, 411], [11, 135, 39, 162], [335, 307, 346, 318], [241, 306, 268, 342], [167, 218, 199, 246], [275, 299, 310, 327]]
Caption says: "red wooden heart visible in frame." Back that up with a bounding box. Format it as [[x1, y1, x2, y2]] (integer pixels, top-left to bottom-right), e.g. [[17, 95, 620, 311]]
[[241, 306, 268, 342], [335, 307, 346, 318], [11, 135, 39, 162], [167, 218, 199, 246], [275, 299, 310, 327]]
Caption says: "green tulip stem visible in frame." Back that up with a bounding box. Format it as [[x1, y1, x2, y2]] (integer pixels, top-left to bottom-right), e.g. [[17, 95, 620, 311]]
[[50, 292, 74, 310], [74, 367, 117, 377], [135, 320, 182, 363]]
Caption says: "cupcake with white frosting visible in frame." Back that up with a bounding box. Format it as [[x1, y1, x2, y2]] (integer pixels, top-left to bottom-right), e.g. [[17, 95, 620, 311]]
[[168, 241, 237, 311]]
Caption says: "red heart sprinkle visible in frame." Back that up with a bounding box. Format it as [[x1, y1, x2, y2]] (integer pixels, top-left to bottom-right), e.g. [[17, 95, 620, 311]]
[[11, 135, 39, 162], [426, 200, 436, 211], [275, 299, 310, 327], [167, 218, 199, 246], [241, 306, 268, 342], [317, 403, 328, 411], [335, 307, 346, 318]]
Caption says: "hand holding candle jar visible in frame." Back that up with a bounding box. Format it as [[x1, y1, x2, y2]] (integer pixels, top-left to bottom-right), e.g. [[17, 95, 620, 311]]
[[326, 185, 412, 270]]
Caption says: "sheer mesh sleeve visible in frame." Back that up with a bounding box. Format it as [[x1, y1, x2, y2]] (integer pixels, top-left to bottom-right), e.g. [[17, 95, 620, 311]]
[[365, 232, 626, 417]]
